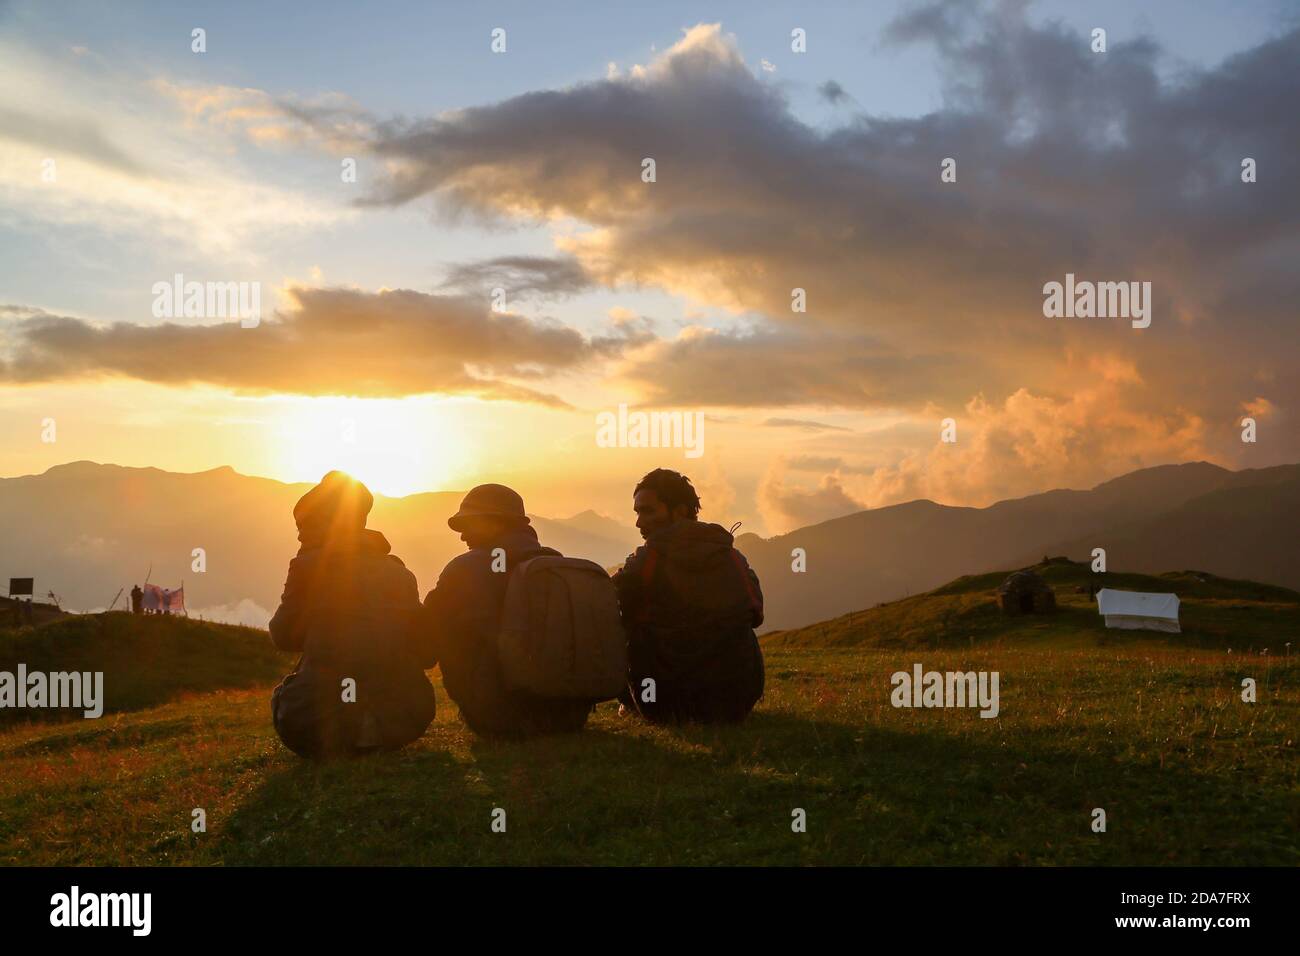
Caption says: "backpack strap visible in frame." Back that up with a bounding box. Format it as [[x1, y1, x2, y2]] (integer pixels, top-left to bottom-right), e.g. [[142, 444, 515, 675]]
[[635, 547, 658, 623], [640, 547, 658, 588], [729, 549, 762, 618]]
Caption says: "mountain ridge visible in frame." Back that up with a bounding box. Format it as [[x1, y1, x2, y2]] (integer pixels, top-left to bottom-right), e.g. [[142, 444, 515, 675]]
[[2, 459, 1296, 632]]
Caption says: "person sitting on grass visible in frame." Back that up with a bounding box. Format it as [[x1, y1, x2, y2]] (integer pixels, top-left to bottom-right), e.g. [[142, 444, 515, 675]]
[[418, 484, 594, 738], [268, 471, 435, 759], [613, 468, 765, 724]]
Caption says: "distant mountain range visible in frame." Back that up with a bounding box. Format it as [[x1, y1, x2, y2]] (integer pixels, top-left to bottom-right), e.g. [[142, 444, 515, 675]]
[[0, 462, 640, 625], [738, 461, 1300, 631], [1, 460, 1296, 632]]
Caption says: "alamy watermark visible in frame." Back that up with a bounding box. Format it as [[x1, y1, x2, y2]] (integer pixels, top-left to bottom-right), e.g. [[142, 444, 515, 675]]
[[152, 273, 261, 327], [0, 665, 103, 718], [596, 404, 704, 459], [50, 886, 150, 936], [1043, 273, 1151, 328], [891, 663, 1000, 718]]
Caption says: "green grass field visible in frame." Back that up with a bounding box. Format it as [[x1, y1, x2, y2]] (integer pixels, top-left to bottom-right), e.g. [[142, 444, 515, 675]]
[[2, 562, 1297, 866]]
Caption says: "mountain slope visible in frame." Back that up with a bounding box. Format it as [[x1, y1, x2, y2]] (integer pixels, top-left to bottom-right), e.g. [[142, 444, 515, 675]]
[[1024, 470, 1300, 586], [739, 462, 1300, 631], [762, 559, 1300, 650], [0, 611, 291, 726]]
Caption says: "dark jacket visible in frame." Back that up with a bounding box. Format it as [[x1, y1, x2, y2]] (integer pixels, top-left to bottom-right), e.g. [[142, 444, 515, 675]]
[[269, 528, 435, 758], [420, 524, 591, 737], [613, 519, 765, 723]]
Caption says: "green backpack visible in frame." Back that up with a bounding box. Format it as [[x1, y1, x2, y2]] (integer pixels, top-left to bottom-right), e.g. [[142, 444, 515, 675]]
[[497, 556, 628, 700]]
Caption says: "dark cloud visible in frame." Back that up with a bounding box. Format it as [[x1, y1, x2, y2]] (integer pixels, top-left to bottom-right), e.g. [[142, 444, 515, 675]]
[[763, 418, 852, 432], [620, 327, 981, 409], [347, 14, 1298, 463], [881, 0, 983, 50], [440, 255, 594, 298], [817, 80, 850, 105], [0, 288, 640, 404]]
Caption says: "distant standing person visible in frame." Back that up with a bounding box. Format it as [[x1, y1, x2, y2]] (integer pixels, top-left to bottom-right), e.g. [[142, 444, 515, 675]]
[[613, 469, 765, 724], [130, 584, 143, 615], [22, 598, 34, 626]]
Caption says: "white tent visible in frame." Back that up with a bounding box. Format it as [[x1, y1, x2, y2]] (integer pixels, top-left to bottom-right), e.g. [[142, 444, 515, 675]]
[[1096, 588, 1180, 633]]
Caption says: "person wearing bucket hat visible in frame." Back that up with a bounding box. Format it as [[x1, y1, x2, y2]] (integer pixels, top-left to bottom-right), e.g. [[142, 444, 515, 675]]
[[268, 471, 436, 758], [446, 483, 529, 536], [418, 484, 592, 737]]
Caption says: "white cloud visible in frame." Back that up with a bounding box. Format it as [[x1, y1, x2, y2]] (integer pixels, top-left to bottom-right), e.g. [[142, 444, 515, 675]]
[[0, 42, 349, 261], [190, 598, 272, 629]]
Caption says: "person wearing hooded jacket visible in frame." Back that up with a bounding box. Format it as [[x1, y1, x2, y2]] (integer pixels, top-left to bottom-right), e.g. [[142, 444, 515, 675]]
[[269, 471, 435, 759], [614, 468, 765, 724], [418, 483, 592, 738]]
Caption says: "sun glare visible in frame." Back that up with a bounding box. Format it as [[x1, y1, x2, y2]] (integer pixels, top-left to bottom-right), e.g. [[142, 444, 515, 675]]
[[271, 397, 469, 498]]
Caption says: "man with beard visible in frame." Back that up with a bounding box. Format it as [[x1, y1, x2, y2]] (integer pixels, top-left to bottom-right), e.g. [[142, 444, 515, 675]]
[[614, 468, 765, 724]]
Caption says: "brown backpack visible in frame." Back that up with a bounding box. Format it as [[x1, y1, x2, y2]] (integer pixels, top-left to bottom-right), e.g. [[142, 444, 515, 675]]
[[497, 555, 628, 700]]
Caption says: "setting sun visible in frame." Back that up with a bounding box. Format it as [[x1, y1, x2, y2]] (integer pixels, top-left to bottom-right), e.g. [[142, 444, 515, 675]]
[[270, 397, 470, 497]]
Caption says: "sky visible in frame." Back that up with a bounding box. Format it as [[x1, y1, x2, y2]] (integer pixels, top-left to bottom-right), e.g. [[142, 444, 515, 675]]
[[1, 0, 1297, 535]]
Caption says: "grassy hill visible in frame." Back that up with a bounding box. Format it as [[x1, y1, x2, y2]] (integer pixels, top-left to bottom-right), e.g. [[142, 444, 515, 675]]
[[0, 597, 68, 629], [0, 612, 290, 726], [1, 577, 1297, 866], [737, 462, 1300, 632], [762, 559, 1300, 652]]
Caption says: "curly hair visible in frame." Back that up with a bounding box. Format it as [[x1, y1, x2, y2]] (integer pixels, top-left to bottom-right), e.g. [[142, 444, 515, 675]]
[[633, 468, 701, 519]]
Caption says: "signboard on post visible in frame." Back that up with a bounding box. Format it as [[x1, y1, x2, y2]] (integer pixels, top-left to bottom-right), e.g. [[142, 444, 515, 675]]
[[8, 578, 34, 596]]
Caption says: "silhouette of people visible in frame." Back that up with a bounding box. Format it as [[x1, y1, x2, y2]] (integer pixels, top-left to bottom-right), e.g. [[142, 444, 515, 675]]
[[131, 584, 143, 615], [418, 484, 593, 738], [22, 598, 34, 626], [613, 469, 765, 724], [269, 471, 435, 759]]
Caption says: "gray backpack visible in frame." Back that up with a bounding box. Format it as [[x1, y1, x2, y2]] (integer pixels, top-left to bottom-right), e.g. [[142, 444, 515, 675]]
[[498, 556, 628, 700]]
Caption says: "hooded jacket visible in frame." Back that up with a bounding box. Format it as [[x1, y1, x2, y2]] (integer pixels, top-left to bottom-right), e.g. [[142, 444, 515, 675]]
[[420, 524, 591, 737], [269, 527, 435, 757], [613, 520, 765, 721]]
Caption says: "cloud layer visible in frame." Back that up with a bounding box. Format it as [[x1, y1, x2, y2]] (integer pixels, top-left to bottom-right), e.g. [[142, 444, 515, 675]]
[[0, 289, 642, 404], [353, 13, 1298, 460], [5, 5, 1297, 523]]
